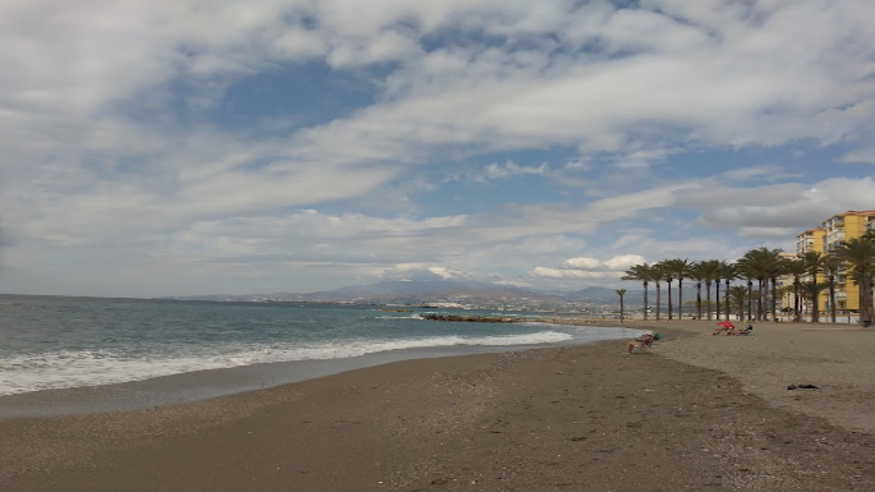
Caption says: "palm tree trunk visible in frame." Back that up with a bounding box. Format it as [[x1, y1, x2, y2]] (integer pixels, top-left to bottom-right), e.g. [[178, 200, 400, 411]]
[[757, 279, 764, 321], [793, 279, 801, 322], [706, 281, 713, 321], [868, 278, 875, 326], [715, 280, 721, 320], [829, 275, 836, 323], [724, 279, 730, 321], [862, 271, 874, 326], [771, 277, 778, 322], [678, 279, 684, 320], [746, 279, 753, 321], [667, 281, 673, 320], [655, 282, 662, 321], [642, 281, 649, 321], [696, 282, 702, 320]]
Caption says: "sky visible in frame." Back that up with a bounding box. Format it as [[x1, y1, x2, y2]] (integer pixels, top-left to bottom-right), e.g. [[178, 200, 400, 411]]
[[1, 0, 875, 298]]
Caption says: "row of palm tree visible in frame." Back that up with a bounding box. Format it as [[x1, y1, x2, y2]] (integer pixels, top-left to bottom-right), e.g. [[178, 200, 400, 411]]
[[620, 231, 875, 325]]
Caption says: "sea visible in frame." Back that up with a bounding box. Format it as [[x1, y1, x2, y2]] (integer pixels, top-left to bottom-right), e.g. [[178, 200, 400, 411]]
[[0, 294, 642, 419]]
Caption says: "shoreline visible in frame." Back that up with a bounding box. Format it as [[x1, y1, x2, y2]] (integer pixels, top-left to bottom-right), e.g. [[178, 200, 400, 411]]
[[3, 320, 875, 491], [0, 323, 645, 420], [0, 344, 548, 420]]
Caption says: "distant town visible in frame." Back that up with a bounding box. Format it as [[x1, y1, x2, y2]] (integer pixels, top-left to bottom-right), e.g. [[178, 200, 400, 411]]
[[162, 282, 640, 315]]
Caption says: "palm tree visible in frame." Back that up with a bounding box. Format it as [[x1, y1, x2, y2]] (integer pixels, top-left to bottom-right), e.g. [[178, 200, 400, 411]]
[[656, 261, 674, 320], [799, 251, 826, 322], [775, 284, 795, 319], [737, 248, 783, 321], [696, 260, 722, 321], [689, 262, 704, 320], [716, 261, 737, 321], [622, 264, 653, 321], [616, 289, 627, 321], [728, 286, 749, 321], [651, 263, 666, 321], [764, 249, 785, 322], [735, 257, 758, 321], [662, 258, 693, 320], [823, 255, 843, 323], [832, 237, 875, 327], [782, 257, 807, 322], [802, 281, 829, 322], [735, 253, 759, 320]]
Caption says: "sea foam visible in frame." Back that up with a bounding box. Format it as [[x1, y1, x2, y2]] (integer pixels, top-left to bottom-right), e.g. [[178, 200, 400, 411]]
[[0, 331, 573, 395]]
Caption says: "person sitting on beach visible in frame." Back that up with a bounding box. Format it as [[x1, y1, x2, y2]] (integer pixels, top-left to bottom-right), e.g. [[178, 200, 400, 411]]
[[626, 331, 657, 354]]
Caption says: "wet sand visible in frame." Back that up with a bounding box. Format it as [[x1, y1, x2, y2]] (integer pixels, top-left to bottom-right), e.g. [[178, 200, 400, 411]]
[[2, 320, 875, 491]]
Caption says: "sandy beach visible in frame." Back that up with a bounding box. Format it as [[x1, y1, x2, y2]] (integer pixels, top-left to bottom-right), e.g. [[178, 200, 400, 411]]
[[3, 319, 875, 491]]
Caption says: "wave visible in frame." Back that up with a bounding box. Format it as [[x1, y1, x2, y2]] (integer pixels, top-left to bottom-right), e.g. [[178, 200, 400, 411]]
[[0, 331, 572, 395]]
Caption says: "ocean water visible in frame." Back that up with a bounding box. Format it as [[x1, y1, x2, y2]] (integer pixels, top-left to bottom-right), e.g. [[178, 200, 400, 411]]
[[0, 295, 641, 416]]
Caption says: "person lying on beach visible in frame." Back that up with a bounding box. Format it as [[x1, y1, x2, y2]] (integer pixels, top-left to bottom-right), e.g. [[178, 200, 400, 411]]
[[728, 324, 753, 336], [712, 323, 741, 335], [626, 331, 657, 354]]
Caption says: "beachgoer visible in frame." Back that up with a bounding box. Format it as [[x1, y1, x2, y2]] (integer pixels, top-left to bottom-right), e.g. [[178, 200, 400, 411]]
[[728, 323, 753, 336], [626, 331, 656, 354]]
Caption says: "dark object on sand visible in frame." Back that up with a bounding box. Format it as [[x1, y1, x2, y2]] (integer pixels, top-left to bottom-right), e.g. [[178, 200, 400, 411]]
[[787, 384, 819, 390]]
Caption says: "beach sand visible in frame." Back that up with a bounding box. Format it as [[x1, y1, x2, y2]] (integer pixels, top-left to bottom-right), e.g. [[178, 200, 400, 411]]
[[3, 320, 875, 491]]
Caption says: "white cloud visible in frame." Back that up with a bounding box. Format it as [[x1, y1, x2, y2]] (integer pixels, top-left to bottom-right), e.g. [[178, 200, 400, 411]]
[[563, 257, 604, 270], [485, 161, 548, 179], [449, 160, 551, 184], [530, 267, 614, 280], [684, 176, 875, 235], [532, 254, 646, 282], [842, 147, 875, 165], [2, 0, 874, 296], [604, 254, 647, 270]]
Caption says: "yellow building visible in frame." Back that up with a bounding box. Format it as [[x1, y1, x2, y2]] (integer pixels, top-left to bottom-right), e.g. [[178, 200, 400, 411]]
[[795, 227, 824, 254], [820, 211, 875, 314], [794, 227, 826, 316]]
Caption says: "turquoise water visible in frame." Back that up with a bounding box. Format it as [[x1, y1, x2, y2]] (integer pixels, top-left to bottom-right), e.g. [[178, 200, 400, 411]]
[[0, 294, 640, 399]]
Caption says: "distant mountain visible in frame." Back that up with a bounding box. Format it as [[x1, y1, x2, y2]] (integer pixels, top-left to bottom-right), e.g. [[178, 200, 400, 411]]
[[164, 279, 654, 311], [567, 286, 644, 305]]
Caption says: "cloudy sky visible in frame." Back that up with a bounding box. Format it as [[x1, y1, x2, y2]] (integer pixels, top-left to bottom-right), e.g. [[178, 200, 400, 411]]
[[1, 0, 874, 298]]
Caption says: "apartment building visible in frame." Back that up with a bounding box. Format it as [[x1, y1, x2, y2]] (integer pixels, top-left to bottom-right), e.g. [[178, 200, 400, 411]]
[[797, 211, 875, 316], [794, 227, 826, 316], [796, 227, 824, 254]]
